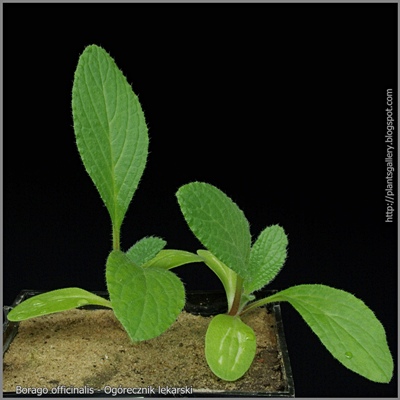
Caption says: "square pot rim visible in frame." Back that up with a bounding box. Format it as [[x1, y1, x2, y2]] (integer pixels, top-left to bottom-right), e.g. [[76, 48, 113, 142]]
[[3, 289, 295, 397]]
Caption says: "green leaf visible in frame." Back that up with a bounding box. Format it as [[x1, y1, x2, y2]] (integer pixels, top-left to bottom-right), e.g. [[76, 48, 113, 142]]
[[205, 314, 256, 381], [72, 45, 148, 248], [142, 249, 203, 270], [244, 225, 288, 294], [265, 284, 394, 383], [106, 250, 185, 341], [126, 236, 166, 266], [197, 250, 237, 312], [177, 182, 251, 277], [7, 288, 112, 322]]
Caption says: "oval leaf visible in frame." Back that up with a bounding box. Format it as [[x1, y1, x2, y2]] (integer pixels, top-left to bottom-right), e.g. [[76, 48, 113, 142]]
[[126, 236, 166, 266], [177, 182, 251, 277], [205, 314, 256, 381], [7, 288, 112, 321], [244, 225, 288, 294], [106, 250, 185, 341], [72, 45, 148, 242], [267, 284, 394, 383]]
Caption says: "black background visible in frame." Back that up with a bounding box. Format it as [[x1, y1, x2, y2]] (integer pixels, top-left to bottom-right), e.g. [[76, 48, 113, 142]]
[[3, 3, 398, 397]]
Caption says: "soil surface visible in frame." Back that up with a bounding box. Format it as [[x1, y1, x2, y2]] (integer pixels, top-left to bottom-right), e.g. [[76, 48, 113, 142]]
[[3, 307, 289, 395]]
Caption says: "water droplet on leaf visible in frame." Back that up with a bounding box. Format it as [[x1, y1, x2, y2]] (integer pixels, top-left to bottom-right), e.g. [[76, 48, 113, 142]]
[[345, 351, 353, 359]]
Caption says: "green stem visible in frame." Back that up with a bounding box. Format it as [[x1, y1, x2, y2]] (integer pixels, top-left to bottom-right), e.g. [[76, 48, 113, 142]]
[[228, 276, 244, 316], [112, 224, 120, 251], [240, 293, 279, 316]]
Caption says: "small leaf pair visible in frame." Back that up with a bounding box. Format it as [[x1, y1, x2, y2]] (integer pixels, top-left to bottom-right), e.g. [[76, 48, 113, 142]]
[[106, 237, 201, 341], [177, 182, 288, 314], [106, 238, 184, 341]]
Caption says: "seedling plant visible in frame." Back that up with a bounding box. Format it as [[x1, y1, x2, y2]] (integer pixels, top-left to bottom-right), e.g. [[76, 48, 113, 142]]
[[7, 45, 393, 388], [7, 45, 202, 342], [176, 183, 393, 383]]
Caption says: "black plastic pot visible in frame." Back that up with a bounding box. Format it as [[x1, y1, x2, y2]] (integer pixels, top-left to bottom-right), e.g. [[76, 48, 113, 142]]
[[3, 290, 295, 397]]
